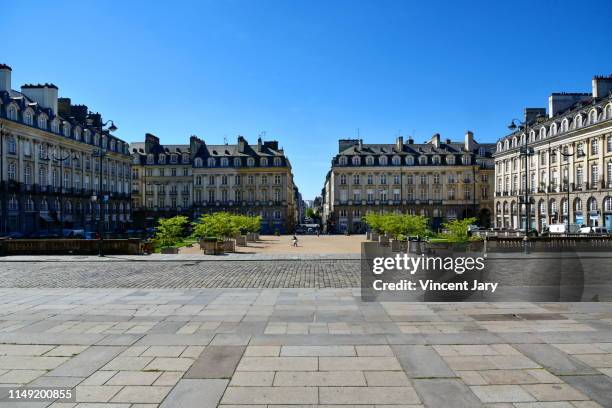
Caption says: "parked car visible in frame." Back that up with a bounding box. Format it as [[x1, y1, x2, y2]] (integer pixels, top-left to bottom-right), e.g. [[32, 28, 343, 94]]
[[84, 232, 100, 240], [2, 232, 24, 239], [579, 226, 608, 234], [548, 223, 581, 234], [63, 229, 85, 238]]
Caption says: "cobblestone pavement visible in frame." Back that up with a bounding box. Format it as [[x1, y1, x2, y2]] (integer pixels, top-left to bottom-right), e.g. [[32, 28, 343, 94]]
[[0, 259, 360, 288], [0, 288, 611, 407]]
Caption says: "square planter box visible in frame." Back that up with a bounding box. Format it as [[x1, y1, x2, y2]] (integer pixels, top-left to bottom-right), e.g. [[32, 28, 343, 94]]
[[378, 235, 390, 247], [370, 232, 380, 241], [199, 239, 224, 255], [222, 239, 236, 253], [246, 232, 257, 242], [390, 239, 407, 252], [160, 247, 179, 254], [235, 235, 248, 246]]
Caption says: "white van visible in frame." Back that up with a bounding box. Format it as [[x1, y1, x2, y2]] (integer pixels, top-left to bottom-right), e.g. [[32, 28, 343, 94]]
[[579, 226, 608, 234], [548, 223, 580, 234]]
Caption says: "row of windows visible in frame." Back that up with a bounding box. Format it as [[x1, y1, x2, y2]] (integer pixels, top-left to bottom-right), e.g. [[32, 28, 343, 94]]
[[337, 187, 485, 201], [193, 189, 283, 203], [497, 162, 612, 192], [193, 174, 282, 186], [338, 173, 487, 185], [5, 137, 129, 175], [336, 153, 481, 167], [497, 136, 612, 173], [497, 196, 612, 214], [3, 106, 128, 155], [7, 196, 130, 213], [6, 163, 129, 190], [191, 156, 283, 168], [338, 208, 461, 218], [498, 103, 612, 152]]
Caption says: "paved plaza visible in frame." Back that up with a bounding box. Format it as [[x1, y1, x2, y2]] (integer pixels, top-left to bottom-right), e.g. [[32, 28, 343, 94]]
[[0, 254, 611, 407]]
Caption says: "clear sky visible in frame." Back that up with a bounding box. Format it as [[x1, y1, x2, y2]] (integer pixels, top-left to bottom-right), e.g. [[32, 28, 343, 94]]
[[3, 0, 612, 199]]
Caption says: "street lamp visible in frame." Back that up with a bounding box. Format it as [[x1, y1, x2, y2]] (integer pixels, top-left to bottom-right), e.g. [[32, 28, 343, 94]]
[[90, 119, 118, 256], [49, 150, 78, 230], [553, 146, 584, 234], [507, 118, 536, 254]]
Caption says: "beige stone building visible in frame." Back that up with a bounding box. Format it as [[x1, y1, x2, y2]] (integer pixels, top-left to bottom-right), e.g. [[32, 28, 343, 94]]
[[0, 64, 132, 236], [131, 134, 298, 233], [322, 133, 495, 233], [494, 75, 612, 232]]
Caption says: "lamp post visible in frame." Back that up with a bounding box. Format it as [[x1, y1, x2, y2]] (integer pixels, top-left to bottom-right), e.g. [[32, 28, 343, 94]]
[[90, 120, 117, 256], [49, 149, 78, 231], [507, 118, 536, 254], [554, 147, 583, 234]]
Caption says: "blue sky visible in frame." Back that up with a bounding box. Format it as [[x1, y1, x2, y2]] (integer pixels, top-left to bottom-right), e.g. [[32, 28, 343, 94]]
[[3, 0, 612, 199]]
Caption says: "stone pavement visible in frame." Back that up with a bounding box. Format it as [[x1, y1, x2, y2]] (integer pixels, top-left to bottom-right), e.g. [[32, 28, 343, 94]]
[[0, 287, 611, 407]]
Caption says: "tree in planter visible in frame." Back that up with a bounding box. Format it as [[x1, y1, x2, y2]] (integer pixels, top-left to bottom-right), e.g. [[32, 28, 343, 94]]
[[192, 212, 240, 241], [154, 215, 189, 249], [364, 213, 385, 233], [233, 214, 262, 235], [441, 217, 478, 242], [380, 214, 429, 239]]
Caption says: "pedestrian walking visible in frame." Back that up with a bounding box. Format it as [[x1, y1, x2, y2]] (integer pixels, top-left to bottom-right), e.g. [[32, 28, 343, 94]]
[[292, 234, 299, 247]]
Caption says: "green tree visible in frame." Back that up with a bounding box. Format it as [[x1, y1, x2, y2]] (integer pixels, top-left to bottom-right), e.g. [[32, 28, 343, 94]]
[[441, 217, 477, 242], [305, 208, 319, 220], [364, 213, 384, 233], [154, 215, 189, 248], [381, 214, 429, 239], [192, 212, 240, 241]]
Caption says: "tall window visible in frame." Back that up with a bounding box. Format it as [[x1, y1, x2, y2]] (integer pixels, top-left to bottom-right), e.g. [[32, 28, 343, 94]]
[[576, 167, 583, 187], [591, 139, 599, 155], [7, 136, 16, 154], [24, 166, 32, 185], [592, 165, 599, 185]]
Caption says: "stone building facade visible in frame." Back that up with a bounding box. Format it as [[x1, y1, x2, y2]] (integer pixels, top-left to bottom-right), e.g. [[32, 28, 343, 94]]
[[130, 134, 192, 227], [322, 133, 495, 233], [0, 64, 132, 236], [494, 76, 612, 232], [131, 134, 298, 234]]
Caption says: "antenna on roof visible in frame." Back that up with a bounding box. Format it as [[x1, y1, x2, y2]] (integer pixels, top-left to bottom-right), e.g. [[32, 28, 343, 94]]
[[223, 135, 228, 145], [357, 128, 360, 138], [259, 131, 266, 139]]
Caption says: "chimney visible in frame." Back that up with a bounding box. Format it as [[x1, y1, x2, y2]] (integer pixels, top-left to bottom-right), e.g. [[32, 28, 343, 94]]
[[395, 136, 403, 151], [524, 108, 546, 125], [189, 135, 204, 159], [464, 131, 475, 151], [144, 133, 160, 154], [20, 83, 59, 115], [257, 137, 263, 152], [445, 138, 451, 144], [0, 63, 11, 92], [548, 93, 590, 118], [430, 133, 440, 148], [58, 98, 71, 118], [358, 139, 363, 149], [592, 75, 612, 98], [338, 139, 360, 153], [407, 137, 414, 144], [237, 136, 247, 152], [70, 104, 88, 123]]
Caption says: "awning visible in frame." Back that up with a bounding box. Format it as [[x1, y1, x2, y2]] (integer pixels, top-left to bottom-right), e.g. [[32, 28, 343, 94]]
[[40, 213, 54, 222]]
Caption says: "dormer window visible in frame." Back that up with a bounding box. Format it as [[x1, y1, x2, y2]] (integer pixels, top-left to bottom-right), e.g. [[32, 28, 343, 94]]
[[392, 156, 400, 165], [194, 157, 203, 167], [64, 124, 71, 137], [589, 110, 598, 124], [405, 156, 414, 165], [432, 155, 441, 165], [38, 116, 47, 130], [170, 154, 178, 164], [418, 156, 427, 165], [220, 157, 229, 167], [158, 154, 166, 164], [110, 140, 116, 151], [447, 155, 455, 165], [207, 157, 216, 167], [366, 156, 374, 166], [379, 156, 388, 165], [234, 157, 242, 167], [352, 156, 361, 166], [462, 155, 471, 165], [478, 147, 486, 157], [24, 110, 33, 125], [147, 154, 154, 164], [8, 105, 17, 120], [273, 157, 282, 166], [260, 157, 268, 166], [247, 157, 255, 167], [338, 156, 348, 165], [182, 154, 189, 164], [51, 120, 60, 133]]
